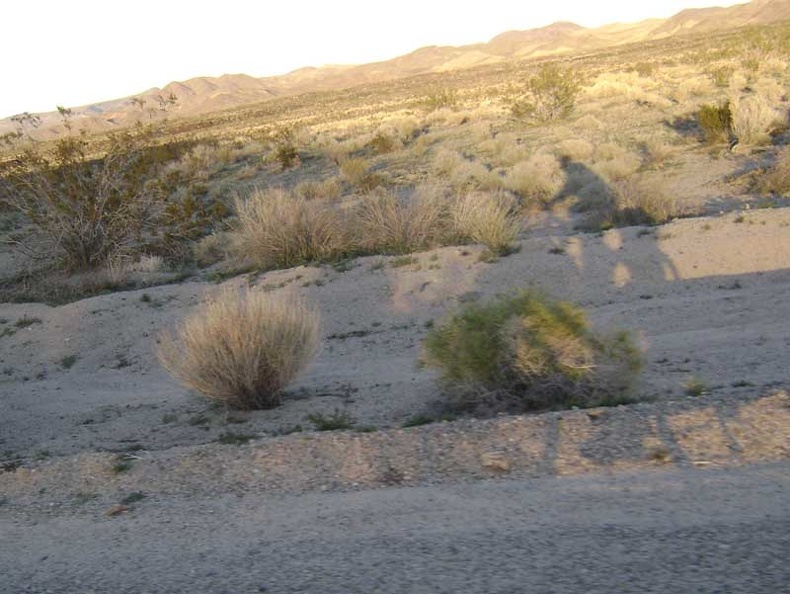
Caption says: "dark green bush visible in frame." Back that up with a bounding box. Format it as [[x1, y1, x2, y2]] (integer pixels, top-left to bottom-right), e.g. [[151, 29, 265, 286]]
[[422, 290, 643, 414], [698, 101, 733, 144], [272, 127, 299, 170]]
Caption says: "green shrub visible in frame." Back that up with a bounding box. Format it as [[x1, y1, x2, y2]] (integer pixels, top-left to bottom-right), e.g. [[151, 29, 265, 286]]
[[513, 64, 582, 122], [275, 145, 299, 170], [157, 289, 320, 410], [307, 409, 355, 431], [272, 128, 299, 170], [698, 101, 733, 144], [422, 290, 642, 413], [0, 108, 227, 271]]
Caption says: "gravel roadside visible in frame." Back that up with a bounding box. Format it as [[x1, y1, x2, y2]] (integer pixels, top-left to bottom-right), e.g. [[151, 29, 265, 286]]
[[2, 390, 787, 515]]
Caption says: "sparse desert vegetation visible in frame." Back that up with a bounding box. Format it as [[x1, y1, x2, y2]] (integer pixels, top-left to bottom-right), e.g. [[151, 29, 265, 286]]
[[1, 11, 790, 476]]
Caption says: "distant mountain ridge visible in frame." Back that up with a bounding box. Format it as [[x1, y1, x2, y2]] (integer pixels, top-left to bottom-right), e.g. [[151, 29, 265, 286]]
[[3, 0, 788, 137]]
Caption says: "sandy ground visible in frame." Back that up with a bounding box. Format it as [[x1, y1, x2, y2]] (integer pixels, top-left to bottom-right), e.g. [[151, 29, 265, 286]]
[[2, 462, 789, 594], [1, 206, 788, 466]]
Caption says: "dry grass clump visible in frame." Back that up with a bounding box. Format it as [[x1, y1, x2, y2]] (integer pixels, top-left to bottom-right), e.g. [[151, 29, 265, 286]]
[[584, 72, 644, 100], [367, 132, 401, 154], [556, 139, 594, 162], [573, 115, 604, 131], [157, 289, 319, 410], [451, 159, 502, 191], [422, 290, 642, 414], [448, 191, 520, 254], [731, 95, 777, 146], [752, 78, 785, 104], [424, 107, 470, 127], [610, 178, 682, 226], [435, 149, 501, 191], [755, 148, 790, 196], [672, 76, 714, 104], [594, 152, 642, 182], [233, 188, 345, 269], [640, 137, 675, 168], [318, 136, 354, 165], [504, 154, 564, 207], [194, 232, 232, 268], [379, 116, 422, 144], [706, 64, 736, 88], [294, 177, 343, 202], [594, 142, 627, 161], [103, 254, 167, 285], [573, 177, 682, 230], [339, 157, 369, 183], [165, 141, 262, 182], [433, 148, 464, 176], [165, 145, 220, 181], [339, 157, 385, 190], [352, 189, 445, 254], [480, 134, 531, 167]]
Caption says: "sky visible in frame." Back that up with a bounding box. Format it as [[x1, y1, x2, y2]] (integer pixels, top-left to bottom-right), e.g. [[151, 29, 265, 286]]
[[1, 0, 745, 119]]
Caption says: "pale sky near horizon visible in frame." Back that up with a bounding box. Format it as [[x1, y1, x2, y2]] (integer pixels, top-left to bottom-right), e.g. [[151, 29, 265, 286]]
[[2, 0, 745, 119]]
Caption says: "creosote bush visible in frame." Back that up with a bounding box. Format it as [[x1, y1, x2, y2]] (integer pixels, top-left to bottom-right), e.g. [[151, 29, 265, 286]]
[[0, 112, 228, 271], [272, 128, 300, 170], [422, 290, 642, 414], [0, 124, 184, 270], [698, 101, 733, 144], [157, 289, 320, 410], [513, 64, 582, 122]]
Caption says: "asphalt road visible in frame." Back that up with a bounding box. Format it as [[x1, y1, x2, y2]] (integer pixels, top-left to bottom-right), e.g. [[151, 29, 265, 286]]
[[2, 462, 788, 594]]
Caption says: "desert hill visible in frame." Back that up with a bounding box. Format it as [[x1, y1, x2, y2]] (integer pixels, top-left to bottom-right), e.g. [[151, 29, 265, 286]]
[[2, 0, 788, 137]]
